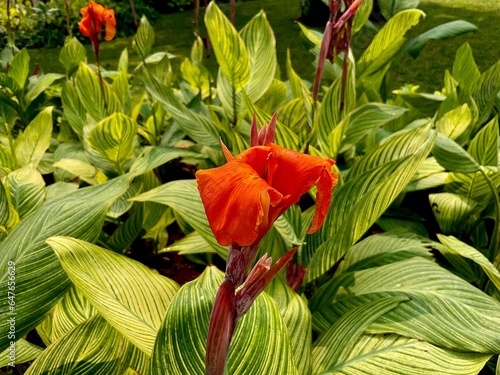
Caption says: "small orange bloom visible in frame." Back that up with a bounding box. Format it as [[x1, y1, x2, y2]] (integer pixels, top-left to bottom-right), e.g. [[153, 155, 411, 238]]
[[78, 1, 116, 43], [196, 143, 338, 246]]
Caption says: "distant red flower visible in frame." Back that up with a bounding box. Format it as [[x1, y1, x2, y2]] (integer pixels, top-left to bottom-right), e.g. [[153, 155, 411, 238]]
[[78, 1, 116, 48], [196, 143, 337, 247]]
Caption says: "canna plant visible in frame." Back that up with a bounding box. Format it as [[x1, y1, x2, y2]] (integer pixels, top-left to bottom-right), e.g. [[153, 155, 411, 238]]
[[0, 1, 499, 374]]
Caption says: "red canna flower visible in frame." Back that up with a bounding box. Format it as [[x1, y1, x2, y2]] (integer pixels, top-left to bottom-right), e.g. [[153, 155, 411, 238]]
[[196, 143, 337, 247], [78, 1, 116, 47]]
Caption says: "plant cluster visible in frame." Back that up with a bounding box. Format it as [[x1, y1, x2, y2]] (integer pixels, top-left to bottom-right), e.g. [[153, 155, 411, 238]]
[[0, 0, 499, 374]]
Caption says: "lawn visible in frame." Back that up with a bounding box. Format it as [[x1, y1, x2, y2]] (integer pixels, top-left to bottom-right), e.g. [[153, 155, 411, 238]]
[[28, 0, 500, 92]]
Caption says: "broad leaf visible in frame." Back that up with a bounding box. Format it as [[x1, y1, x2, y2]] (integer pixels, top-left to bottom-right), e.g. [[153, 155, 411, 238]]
[[429, 192, 477, 234], [0, 176, 129, 352], [59, 37, 86, 74], [133, 16, 155, 59], [47, 236, 179, 355], [468, 116, 499, 166], [14, 106, 53, 168], [7, 48, 29, 89], [87, 112, 138, 174], [205, 2, 250, 89], [7, 165, 46, 219], [433, 133, 480, 173], [0, 338, 43, 367], [24, 73, 64, 105], [150, 266, 298, 375]]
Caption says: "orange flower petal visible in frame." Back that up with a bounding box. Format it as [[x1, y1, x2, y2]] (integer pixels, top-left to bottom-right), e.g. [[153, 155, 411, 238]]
[[196, 160, 282, 246], [307, 159, 337, 233]]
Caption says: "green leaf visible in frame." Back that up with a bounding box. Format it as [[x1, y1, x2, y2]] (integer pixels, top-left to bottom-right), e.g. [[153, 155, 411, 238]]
[[59, 37, 86, 74], [266, 278, 312, 375], [25, 315, 141, 375], [255, 79, 287, 113], [0, 176, 129, 352], [378, 0, 420, 20], [36, 286, 96, 345], [7, 48, 29, 89], [311, 257, 500, 353], [47, 236, 179, 355], [24, 73, 64, 105], [358, 10, 424, 77], [162, 231, 215, 255], [142, 70, 220, 147], [403, 20, 477, 58], [468, 116, 499, 166], [472, 60, 500, 124], [452, 43, 480, 95], [322, 333, 491, 375], [61, 81, 86, 139], [53, 159, 102, 185], [0, 338, 43, 367], [240, 10, 277, 102], [435, 103, 471, 142], [433, 132, 480, 173], [306, 135, 434, 282], [130, 146, 200, 176], [394, 88, 446, 117], [87, 113, 138, 174], [347, 123, 432, 179], [438, 234, 500, 293], [429, 192, 477, 234], [150, 266, 298, 375], [337, 103, 408, 156], [75, 63, 122, 122], [445, 168, 500, 207], [7, 165, 46, 219], [133, 16, 155, 59], [131, 180, 227, 258], [205, 2, 250, 89], [312, 297, 407, 374], [14, 106, 52, 168], [352, 0, 373, 33]]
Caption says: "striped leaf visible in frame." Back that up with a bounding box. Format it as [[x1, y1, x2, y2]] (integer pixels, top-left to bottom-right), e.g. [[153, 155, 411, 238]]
[[0, 338, 43, 367], [240, 10, 276, 102], [150, 266, 298, 375], [61, 81, 86, 139], [25, 315, 141, 375], [394, 90, 445, 117], [7, 164, 46, 219], [130, 146, 200, 176], [87, 113, 138, 174], [323, 333, 491, 375], [312, 297, 407, 374], [75, 63, 122, 122], [429, 192, 477, 234], [133, 16, 155, 60], [47, 236, 180, 355], [358, 10, 424, 77], [255, 79, 287, 113], [438, 234, 500, 293], [162, 231, 215, 255], [329, 103, 407, 160], [37, 286, 96, 345], [305, 131, 434, 282], [53, 158, 102, 185], [131, 180, 227, 258], [59, 37, 86, 74], [317, 66, 356, 154], [445, 168, 500, 207], [205, 2, 250, 89], [436, 103, 471, 142], [452, 43, 480, 95], [266, 278, 312, 375], [335, 230, 434, 275], [311, 257, 500, 353], [143, 69, 220, 147], [472, 60, 500, 124], [0, 176, 129, 352], [14, 106, 52, 168], [7, 48, 29, 89], [468, 116, 499, 166], [433, 132, 480, 173]]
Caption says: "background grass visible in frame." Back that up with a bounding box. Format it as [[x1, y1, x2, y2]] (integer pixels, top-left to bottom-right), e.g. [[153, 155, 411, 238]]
[[28, 0, 500, 93]]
